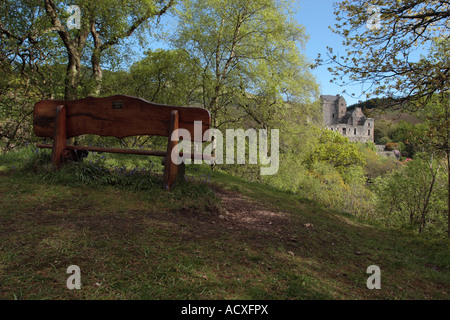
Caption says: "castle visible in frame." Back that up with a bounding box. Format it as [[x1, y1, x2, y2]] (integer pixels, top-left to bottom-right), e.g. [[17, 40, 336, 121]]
[[321, 94, 374, 143]]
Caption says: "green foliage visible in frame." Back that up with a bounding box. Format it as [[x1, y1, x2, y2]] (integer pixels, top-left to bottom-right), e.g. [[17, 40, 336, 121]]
[[303, 129, 366, 178], [264, 127, 377, 218], [14, 147, 220, 205], [417, 93, 450, 158], [300, 161, 348, 209], [101, 49, 202, 106], [372, 156, 448, 235], [0, 58, 66, 152], [3, 0, 447, 238], [385, 142, 399, 151], [172, 0, 318, 128], [373, 120, 428, 158], [378, 136, 391, 145], [362, 141, 377, 152], [374, 120, 395, 144], [1, 0, 175, 100], [363, 148, 397, 181], [22, 148, 160, 191], [366, 93, 449, 236]]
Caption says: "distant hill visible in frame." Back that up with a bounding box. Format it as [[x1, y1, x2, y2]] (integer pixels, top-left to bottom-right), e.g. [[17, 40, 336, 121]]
[[367, 109, 422, 124], [348, 97, 396, 111], [348, 97, 422, 124]]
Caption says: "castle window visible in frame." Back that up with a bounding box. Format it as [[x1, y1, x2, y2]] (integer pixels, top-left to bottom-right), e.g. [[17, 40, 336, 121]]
[[354, 128, 357, 135], [343, 128, 346, 135], [368, 123, 371, 127], [332, 114, 334, 118], [368, 129, 371, 136]]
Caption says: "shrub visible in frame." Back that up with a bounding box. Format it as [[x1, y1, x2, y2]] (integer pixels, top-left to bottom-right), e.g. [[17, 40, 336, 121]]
[[372, 156, 447, 235], [378, 136, 392, 145], [385, 142, 399, 151]]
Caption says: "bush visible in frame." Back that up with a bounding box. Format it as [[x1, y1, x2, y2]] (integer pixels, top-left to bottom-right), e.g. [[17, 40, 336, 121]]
[[385, 142, 399, 151], [363, 148, 398, 180], [372, 156, 447, 235], [293, 162, 376, 218], [362, 141, 377, 152], [378, 136, 392, 145]]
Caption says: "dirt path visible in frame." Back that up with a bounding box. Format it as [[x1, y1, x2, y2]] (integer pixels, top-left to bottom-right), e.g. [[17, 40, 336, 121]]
[[212, 187, 288, 231]]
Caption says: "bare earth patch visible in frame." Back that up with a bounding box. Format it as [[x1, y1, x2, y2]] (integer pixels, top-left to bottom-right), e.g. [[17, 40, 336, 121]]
[[211, 186, 292, 234]]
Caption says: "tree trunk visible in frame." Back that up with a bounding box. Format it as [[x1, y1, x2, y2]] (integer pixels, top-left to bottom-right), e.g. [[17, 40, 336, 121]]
[[65, 53, 81, 100], [91, 50, 103, 96], [419, 160, 440, 233], [90, 25, 103, 96]]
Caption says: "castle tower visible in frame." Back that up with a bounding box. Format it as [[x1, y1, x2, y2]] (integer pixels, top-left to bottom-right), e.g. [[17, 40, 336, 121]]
[[321, 94, 346, 125], [320, 94, 374, 143]]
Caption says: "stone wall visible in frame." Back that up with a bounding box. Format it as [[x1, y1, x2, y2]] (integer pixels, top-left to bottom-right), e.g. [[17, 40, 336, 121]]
[[375, 144, 400, 159]]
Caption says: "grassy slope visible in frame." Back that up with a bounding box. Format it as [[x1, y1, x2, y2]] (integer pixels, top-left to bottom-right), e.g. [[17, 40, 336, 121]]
[[0, 149, 448, 300]]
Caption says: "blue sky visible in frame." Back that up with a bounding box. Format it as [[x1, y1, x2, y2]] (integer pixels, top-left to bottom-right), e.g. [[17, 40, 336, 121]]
[[295, 0, 364, 106]]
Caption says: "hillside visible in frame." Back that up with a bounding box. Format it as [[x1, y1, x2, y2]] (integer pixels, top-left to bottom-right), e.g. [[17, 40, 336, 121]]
[[0, 148, 449, 300], [366, 108, 422, 125], [348, 98, 422, 124]]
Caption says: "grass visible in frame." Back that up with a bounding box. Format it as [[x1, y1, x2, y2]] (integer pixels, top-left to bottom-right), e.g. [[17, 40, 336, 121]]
[[0, 147, 449, 300]]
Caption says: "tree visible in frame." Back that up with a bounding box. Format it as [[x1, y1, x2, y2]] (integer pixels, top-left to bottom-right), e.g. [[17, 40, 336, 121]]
[[418, 94, 450, 236], [303, 129, 366, 176], [0, 1, 65, 150], [323, 0, 449, 110], [401, 39, 450, 236], [384, 93, 450, 236], [171, 0, 318, 129], [324, 0, 450, 236], [373, 156, 447, 235], [1, 0, 174, 100], [102, 49, 203, 106]]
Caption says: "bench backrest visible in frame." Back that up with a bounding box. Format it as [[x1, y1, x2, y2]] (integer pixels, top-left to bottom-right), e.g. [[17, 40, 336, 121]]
[[33, 95, 211, 141]]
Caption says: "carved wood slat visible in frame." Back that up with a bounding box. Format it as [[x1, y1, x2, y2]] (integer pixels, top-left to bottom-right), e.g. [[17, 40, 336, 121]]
[[33, 95, 211, 141]]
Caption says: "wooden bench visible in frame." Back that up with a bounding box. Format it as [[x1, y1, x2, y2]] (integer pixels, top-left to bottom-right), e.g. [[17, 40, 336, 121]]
[[33, 95, 211, 189]]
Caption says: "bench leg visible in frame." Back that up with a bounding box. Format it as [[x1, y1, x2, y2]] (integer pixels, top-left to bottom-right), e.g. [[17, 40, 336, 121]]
[[162, 158, 185, 186], [51, 105, 67, 168], [177, 162, 186, 182], [163, 110, 181, 189]]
